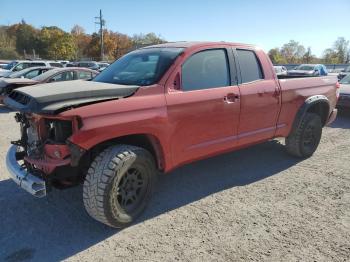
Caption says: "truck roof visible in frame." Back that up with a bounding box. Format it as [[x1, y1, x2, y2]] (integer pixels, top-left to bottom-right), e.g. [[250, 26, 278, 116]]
[[143, 41, 257, 49]]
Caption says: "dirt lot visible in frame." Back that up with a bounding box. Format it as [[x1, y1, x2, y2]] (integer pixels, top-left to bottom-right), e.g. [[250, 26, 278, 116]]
[[0, 106, 349, 262]]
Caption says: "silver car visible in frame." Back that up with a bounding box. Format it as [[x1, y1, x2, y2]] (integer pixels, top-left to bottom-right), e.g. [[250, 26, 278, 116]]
[[288, 64, 328, 76], [337, 74, 350, 108]]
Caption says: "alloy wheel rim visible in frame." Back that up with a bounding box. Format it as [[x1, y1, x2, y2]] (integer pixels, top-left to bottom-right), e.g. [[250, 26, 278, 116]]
[[116, 168, 146, 212]]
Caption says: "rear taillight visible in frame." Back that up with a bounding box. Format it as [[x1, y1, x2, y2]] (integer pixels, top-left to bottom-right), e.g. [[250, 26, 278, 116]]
[[336, 81, 340, 100]]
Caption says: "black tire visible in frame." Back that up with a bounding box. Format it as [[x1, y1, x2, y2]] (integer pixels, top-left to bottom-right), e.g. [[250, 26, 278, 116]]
[[83, 145, 157, 228], [285, 113, 322, 158]]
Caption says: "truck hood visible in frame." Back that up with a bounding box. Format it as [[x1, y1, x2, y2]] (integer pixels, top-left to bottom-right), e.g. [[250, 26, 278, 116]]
[[4, 80, 139, 114], [0, 78, 38, 88]]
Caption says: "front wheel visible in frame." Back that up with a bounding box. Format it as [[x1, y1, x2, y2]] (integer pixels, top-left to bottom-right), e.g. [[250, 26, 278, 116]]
[[83, 145, 157, 228], [285, 113, 322, 158]]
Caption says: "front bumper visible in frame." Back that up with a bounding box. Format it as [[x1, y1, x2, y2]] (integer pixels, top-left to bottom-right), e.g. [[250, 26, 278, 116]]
[[6, 145, 46, 197]]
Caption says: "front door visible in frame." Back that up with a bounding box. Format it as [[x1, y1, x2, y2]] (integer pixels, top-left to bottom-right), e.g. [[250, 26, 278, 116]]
[[165, 48, 241, 167]]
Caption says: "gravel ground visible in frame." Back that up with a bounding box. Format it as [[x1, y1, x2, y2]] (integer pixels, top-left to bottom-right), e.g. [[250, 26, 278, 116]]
[[0, 105, 349, 262]]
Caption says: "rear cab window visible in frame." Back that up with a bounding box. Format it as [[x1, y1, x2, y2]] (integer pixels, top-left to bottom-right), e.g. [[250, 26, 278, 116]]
[[236, 49, 264, 83]]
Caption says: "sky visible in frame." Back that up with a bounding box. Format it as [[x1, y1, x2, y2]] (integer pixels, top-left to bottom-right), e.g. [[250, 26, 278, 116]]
[[1, 0, 350, 57]]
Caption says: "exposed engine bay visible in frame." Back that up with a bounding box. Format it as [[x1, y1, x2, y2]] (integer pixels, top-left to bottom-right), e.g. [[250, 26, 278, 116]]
[[11, 112, 84, 189]]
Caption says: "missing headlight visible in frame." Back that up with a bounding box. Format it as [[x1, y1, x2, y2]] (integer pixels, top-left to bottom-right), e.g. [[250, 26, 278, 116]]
[[45, 119, 73, 143]]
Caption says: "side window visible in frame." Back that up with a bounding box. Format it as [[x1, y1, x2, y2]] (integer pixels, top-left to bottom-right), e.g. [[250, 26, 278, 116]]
[[41, 69, 50, 74], [78, 71, 92, 80], [236, 49, 263, 83], [49, 63, 63, 68], [31, 62, 46, 67], [14, 63, 25, 71], [25, 69, 40, 79], [182, 49, 230, 91], [50, 71, 74, 82]]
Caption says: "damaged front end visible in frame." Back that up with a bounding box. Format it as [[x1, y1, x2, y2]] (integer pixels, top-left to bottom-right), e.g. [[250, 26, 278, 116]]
[[7, 112, 86, 197], [4, 81, 139, 196]]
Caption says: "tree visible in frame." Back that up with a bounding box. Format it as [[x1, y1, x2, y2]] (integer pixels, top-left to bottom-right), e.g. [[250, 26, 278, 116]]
[[333, 37, 349, 63], [303, 47, 317, 64], [280, 40, 306, 64], [131, 33, 165, 49], [85, 30, 134, 60], [268, 48, 287, 64], [1, 21, 168, 61], [107, 31, 133, 60], [71, 25, 85, 36], [71, 25, 91, 59], [6, 22, 39, 57], [322, 48, 338, 64], [38, 26, 77, 60], [0, 26, 19, 59]]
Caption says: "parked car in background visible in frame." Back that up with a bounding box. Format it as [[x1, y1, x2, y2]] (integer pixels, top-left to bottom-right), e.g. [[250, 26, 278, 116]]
[[77, 61, 100, 70], [274, 66, 287, 76], [0, 60, 63, 78], [338, 65, 350, 80], [288, 64, 328, 76], [0, 67, 98, 102], [0, 63, 8, 69], [337, 74, 350, 109], [5, 66, 53, 79], [97, 62, 110, 72], [65, 62, 77, 67], [58, 60, 70, 66]]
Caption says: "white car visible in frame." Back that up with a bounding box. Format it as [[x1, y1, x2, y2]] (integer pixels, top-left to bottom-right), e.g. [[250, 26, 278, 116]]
[[0, 60, 63, 78], [274, 66, 287, 76]]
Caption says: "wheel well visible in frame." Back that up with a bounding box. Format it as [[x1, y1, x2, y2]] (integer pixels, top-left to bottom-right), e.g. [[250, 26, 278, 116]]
[[85, 134, 165, 171], [306, 102, 330, 126]]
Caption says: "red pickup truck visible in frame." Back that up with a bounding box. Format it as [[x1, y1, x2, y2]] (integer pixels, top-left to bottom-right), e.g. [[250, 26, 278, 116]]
[[5, 42, 338, 228]]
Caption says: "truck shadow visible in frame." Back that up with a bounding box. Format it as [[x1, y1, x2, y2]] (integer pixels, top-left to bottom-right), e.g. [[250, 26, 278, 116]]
[[329, 109, 350, 129], [0, 140, 301, 261]]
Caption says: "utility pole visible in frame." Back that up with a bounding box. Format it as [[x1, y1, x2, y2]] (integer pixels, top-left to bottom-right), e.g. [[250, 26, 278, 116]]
[[95, 9, 105, 61]]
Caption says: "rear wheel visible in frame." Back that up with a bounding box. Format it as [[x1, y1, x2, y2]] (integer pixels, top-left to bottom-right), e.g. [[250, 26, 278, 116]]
[[285, 113, 322, 158], [83, 145, 157, 228]]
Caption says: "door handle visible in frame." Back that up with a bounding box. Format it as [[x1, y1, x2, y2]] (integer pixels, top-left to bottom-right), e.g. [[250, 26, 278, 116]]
[[224, 93, 239, 103]]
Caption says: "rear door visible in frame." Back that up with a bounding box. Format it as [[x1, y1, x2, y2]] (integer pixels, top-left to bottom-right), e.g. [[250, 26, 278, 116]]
[[234, 49, 280, 145], [165, 47, 241, 166]]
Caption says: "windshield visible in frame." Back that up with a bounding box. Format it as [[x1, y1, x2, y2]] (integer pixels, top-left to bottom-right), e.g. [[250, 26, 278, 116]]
[[93, 47, 184, 86], [32, 69, 58, 82], [296, 65, 315, 71], [7, 67, 33, 78], [3, 61, 17, 70], [340, 74, 350, 84]]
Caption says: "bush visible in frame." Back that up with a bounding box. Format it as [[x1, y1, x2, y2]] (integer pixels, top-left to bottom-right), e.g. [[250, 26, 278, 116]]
[[0, 48, 20, 60]]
